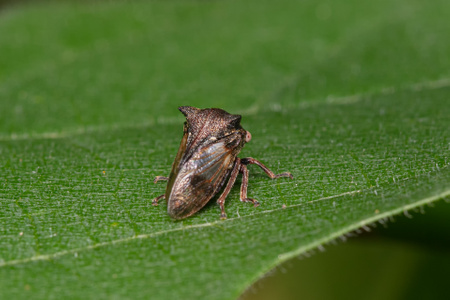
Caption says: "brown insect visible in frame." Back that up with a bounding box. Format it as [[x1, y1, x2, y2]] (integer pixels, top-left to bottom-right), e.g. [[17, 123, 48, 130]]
[[153, 106, 293, 219]]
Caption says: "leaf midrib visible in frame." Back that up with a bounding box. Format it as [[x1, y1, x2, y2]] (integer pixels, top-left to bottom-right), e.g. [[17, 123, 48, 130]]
[[2, 163, 448, 269], [1, 76, 450, 142]]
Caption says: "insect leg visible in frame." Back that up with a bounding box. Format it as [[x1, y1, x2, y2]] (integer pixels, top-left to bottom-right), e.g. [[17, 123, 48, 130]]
[[239, 164, 260, 207], [152, 194, 165, 206], [153, 176, 169, 183], [241, 158, 293, 179], [217, 158, 241, 220]]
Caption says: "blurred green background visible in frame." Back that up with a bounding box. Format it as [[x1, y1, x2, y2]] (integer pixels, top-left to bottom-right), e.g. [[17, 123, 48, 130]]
[[1, 0, 449, 299]]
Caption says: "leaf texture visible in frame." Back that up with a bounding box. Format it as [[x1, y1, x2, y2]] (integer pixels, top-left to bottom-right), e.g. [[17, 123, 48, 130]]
[[1, 0, 450, 299]]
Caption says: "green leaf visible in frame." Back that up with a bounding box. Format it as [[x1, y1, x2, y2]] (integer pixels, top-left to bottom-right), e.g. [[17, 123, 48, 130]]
[[1, 0, 449, 299], [242, 200, 450, 299]]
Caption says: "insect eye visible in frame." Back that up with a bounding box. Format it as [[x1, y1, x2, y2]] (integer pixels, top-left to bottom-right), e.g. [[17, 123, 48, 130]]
[[245, 131, 252, 142]]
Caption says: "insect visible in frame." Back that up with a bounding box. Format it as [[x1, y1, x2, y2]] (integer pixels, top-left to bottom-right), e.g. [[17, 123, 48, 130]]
[[152, 106, 293, 219]]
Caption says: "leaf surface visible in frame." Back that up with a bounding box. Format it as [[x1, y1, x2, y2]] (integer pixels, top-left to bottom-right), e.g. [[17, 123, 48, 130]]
[[1, 0, 449, 299]]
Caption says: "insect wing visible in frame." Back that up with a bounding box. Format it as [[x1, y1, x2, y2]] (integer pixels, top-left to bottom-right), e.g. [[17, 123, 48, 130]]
[[167, 138, 239, 219], [164, 129, 188, 199]]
